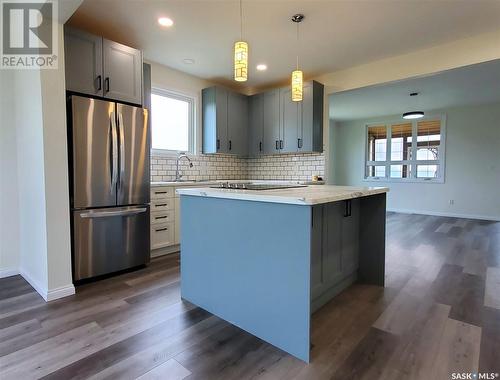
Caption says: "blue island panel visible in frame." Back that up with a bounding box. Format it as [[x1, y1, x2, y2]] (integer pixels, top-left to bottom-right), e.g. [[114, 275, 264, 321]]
[[180, 195, 312, 362]]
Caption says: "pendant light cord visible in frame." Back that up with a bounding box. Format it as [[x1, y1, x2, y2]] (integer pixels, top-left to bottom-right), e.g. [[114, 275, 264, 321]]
[[240, 0, 243, 40], [296, 19, 299, 70]]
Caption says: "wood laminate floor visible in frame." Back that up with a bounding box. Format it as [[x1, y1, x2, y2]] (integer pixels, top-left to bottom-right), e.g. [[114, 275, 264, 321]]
[[0, 213, 499, 380]]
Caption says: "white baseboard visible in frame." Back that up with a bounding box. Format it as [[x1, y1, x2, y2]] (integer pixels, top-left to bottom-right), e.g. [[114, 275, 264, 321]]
[[19, 268, 75, 302], [0, 267, 19, 279], [388, 208, 500, 222], [151, 244, 180, 258], [46, 284, 76, 302]]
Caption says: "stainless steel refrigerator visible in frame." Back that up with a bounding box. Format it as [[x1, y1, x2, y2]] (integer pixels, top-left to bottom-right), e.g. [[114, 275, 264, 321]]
[[69, 95, 150, 281]]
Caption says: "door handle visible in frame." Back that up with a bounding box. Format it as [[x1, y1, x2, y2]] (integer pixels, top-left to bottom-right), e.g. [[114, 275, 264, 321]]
[[155, 227, 168, 232], [217, 139, 220, 150], [80, 207, 147, 218], [96, 75, 102, 91], [275, 140, 279, 150], [298, 138, 303, 149], [229, 140, 232, 150], [118, 113, 125, 190], [344, 200, 352, 217], [105, 77, 110, 93], [259, 141, 262, 151], [280, 140, 284, 149], [110, 112, 118, 192]]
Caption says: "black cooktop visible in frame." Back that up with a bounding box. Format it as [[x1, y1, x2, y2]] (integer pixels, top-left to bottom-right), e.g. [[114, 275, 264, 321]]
[[210, 183, 307, 191]]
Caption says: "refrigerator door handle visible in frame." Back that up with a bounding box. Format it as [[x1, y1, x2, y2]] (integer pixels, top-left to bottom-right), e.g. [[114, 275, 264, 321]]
[[118, 112, 125, 190], [110, 111, 118, 192], [80, 207, 147, 219]]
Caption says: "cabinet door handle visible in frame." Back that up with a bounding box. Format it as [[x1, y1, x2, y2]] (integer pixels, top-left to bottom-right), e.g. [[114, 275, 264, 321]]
[[155, 216, 168, 220], [105, 77, 110, 93], [229, 140, 232, 150], [96, 75, 102, 91], [217, 139, 220, 150], [154, 191, 167, 195], [259, 142, 262, 151], [344, 200, 352, 217], [155, 203, 167, 207], [280, 140, 284, 149], [155, 227, 168, 232], [298, 138, 303, 149], [275, 140, 279, 150]]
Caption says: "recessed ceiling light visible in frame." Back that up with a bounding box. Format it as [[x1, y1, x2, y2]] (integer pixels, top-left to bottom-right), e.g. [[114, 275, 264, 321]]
[[183, 58, 195, 64], [256, 64, 267, 71], [158, 17, 174, 27]]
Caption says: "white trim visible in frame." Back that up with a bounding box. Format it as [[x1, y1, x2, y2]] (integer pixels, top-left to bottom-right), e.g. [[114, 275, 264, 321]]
[[151, 87, 196, 155], [388, 208, 500, 222], [0, 267, 19, 279], [46, 284, 76, 302], [19, 268, 75, 302]]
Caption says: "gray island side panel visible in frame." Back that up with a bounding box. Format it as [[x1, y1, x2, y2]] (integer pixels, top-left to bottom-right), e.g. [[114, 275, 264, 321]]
[[180, 195, 312, 362]]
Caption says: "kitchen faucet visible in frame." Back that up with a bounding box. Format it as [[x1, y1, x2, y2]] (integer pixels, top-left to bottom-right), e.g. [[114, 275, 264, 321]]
[[175, 153, 193, 181]]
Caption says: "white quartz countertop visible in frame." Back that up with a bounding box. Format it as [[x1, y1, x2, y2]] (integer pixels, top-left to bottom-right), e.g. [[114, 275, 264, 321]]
[[176, 185, 389, 205], [151, 179, 325, 187]]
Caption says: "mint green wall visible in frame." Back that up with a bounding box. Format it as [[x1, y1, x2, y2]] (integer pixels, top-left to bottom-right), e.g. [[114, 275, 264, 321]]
[[329, 102, 500, 220]]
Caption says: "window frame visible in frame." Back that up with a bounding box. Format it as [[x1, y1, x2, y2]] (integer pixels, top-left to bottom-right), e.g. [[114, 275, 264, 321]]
[[150, 87, 196, 156], [363, 114, 447, 183]]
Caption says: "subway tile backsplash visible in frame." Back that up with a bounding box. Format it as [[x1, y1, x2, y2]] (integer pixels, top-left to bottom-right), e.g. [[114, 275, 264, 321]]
[[151, 152, 325, 182]]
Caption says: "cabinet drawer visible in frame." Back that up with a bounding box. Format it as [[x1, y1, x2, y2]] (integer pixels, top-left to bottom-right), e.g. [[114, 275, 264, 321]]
[[151, 210, 174, 225], [151, 222, 174, 249], [151, 198, 174, 212], [151, 187, 174, 199]]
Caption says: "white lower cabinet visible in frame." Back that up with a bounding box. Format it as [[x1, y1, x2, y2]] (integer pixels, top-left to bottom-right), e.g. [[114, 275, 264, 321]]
[[151, 222, 174, 250], [150, 185, 184, 255]]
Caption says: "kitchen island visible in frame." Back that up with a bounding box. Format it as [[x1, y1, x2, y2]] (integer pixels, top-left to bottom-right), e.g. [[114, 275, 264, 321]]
[[177, 185, 388, 362]]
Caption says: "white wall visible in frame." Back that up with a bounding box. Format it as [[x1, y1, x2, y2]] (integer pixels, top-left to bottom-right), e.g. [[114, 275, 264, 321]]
[[13, 69, 50, 291], [147, 60, 216, 155], [331, 102, 500, 221], [40, 24, 73, 294], [0, 71, 20, 277], [0, 23, 74, 299]]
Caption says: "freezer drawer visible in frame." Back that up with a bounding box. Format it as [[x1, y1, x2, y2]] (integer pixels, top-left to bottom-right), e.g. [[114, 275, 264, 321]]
[[73, 205, 150, 281]]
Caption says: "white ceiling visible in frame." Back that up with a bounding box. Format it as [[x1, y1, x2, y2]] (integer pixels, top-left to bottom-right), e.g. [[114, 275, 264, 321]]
[[329, 59, 500, 121], [67, 1, 500, 92]]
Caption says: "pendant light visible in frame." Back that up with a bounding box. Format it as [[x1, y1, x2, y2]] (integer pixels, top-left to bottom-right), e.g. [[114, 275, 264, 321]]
[[234, 0, 248, 82], [403, 92, 424, 119], [291, 14, 304, 102]]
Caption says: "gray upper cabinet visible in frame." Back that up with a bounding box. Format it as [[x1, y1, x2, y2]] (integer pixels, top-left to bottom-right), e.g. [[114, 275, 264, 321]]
[[227, 92, 248, 156], [202, 80, 323, 156], [278, 80, 324, 154], [262, 89, 280, 155], [64, 27, 102, 97], [299, 81, 324, 152], [248, 94, 264, 156], [279, 87, 300, 153], [102, 39, 142, 105], [64, 27, 142, 105], [202, 86, 228, 154]]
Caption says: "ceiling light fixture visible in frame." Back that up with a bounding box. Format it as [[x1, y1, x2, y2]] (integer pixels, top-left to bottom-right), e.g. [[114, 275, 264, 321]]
[[403, 92, 424, 119], [291, 14, 304, 102], [158, 17, 174, 27], [234, 0, 248, 82], [256, 64, 267, 71]]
